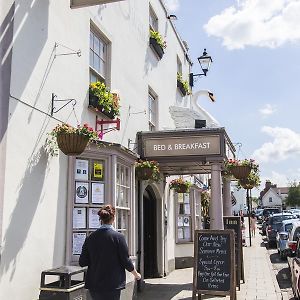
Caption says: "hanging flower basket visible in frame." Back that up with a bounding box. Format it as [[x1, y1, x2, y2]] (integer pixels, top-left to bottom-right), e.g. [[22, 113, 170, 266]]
[[225, 159, 259, 180], [169, 178, 192, 193], [230, 166, 251, 179], [46, 123, 100, 156], [174, 184, 189, 193], [135, 160, 160, 181], [136, 167, 154, 180], [56, 132, 89, 156], [239, 178, 254, 190]]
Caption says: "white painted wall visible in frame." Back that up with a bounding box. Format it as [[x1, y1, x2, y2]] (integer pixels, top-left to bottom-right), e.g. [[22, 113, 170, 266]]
[[0, 1, 191, 299], [261, 189, 282, 207], [231, 182, 247, 215]]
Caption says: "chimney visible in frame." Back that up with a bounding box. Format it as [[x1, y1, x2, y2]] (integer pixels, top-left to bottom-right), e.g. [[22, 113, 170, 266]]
[[265, 180, 271, 189]]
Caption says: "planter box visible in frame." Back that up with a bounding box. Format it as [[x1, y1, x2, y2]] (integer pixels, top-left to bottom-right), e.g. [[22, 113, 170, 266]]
[[149, 37, 164, 59], [177, 80, 187, 96], [88, 94, 115, 119]]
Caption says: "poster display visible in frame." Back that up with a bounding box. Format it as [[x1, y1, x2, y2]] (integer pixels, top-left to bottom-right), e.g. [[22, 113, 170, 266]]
[[178, 216, 184, 226], [89, 208, 100, 229], [72, 232, 86, 255], [91, 182, 104, 204], [75, 182, 89, 204], [73, 208, 86, 229], [91, 160, 104, 181], [75, 159, 89, 181]]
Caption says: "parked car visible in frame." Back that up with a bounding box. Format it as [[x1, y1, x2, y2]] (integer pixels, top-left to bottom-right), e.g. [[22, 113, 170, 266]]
[[276, 219, 295, 259], [266, 213, 295, 247], [286, 220, 300, 257], [262, 207, 281, 220], [288, 239, 300, 299], [256, 210, 264, 224]]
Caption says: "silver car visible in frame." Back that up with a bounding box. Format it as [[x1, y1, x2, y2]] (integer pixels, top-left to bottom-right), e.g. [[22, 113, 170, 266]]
[[276, 219, 295, 259]]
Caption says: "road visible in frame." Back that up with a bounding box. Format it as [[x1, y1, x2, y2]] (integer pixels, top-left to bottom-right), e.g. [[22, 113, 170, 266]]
[[260, 232, 295, 299]]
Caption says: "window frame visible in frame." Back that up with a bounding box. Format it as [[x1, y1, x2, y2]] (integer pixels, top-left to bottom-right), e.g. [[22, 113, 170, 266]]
[[149, 5, 158, 31], [66, 150, 136, 265], [175, 192, 193, 243], [89, 24, 111, 85], [148, 88, 158, 131]]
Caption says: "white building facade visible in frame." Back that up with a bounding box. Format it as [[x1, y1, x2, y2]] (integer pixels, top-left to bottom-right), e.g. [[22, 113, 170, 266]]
[[0, 1, 212, 299]]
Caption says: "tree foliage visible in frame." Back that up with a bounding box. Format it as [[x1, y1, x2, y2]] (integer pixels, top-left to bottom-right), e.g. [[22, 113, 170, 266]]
[[285, 181, 300, 207]]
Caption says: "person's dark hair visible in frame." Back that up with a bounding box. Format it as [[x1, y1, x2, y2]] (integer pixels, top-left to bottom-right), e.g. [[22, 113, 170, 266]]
[[98, 205, 115, 224]]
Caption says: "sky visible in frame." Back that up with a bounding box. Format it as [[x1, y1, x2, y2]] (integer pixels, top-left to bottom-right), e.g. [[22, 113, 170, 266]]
[[163, 0, 300, 193]]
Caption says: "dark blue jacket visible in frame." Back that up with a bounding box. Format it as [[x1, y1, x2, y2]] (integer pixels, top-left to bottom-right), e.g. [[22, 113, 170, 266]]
[[79, 228, 134, 291]]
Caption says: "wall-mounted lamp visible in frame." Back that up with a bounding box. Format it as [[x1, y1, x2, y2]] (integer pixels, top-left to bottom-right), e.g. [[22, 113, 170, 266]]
[[189, 49, 213, 87], [167, 14, 178, 20]]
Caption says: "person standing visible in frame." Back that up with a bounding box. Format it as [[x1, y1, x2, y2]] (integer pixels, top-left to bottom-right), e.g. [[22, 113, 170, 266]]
[[79, 205, 141, 300], [250, 212, 257, 237]]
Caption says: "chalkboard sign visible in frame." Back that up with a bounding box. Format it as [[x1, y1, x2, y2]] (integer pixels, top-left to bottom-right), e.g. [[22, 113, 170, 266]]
[[224, 216, 242, 289], [193, 230, 235, 299]]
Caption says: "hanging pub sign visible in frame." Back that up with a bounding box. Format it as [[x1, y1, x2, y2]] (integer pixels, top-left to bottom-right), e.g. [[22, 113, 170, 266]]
[[223, 216, 242, 289], [193, 230, 236, 300]]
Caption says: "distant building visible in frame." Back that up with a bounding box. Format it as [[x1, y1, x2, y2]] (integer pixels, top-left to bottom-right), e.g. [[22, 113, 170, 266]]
[[259, 180, 290, 208]]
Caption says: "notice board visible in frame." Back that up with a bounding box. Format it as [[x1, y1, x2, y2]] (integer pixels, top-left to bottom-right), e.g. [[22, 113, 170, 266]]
[[193, 230, 235, 299], [224, 216, 242, 288]]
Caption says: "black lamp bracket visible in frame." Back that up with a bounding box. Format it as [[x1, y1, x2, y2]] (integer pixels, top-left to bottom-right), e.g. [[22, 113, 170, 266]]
[[189, 72, 206, 87], [51, 93, 77, 116]]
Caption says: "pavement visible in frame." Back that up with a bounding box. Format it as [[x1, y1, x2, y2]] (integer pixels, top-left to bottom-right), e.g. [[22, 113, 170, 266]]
[[137, 224, 289, 300]]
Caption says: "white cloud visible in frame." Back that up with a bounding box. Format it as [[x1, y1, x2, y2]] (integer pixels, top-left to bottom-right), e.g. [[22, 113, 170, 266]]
[[204, 0, 300, 49], [259, 104, 277, 116], [252, 126, 300, 162], [163, 0, 180, 12]]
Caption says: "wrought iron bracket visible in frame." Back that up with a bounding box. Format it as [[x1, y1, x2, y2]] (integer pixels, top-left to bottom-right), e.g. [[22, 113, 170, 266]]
[[51, 93, 77, 116]]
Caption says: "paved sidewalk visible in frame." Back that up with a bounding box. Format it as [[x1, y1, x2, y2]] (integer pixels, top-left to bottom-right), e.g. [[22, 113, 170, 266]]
[[137, 226, 284, 300]]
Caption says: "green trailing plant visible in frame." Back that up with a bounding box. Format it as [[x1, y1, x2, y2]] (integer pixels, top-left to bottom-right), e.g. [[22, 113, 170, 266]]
[[201, 190, 210, 217], [135, 160, 160, 182], [150, 29, 167, 49], [89, 81, 120, 117], [45, 123, 99, 156], [237, 169, 261, 190], [177, 72, 190, 94]]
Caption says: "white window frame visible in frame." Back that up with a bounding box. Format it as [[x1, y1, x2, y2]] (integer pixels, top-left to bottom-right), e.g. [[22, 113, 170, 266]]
[[116, 161, 132, 244], [89, 25, 110, 84], [148, 88, 158, 131], [66, 151, 135, 265], [176, 192, 193, 243], [149, 5, 158, 31]]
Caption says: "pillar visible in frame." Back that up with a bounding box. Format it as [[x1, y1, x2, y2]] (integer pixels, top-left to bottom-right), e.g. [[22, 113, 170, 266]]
[[222, 176, 232, 216], [210, 164, 224, 229]]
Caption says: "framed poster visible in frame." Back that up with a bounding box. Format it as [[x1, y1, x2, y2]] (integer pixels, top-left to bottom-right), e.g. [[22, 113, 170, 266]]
[[72, 232, 86, 255], [75, 182, 89, 204], [73, 208, 86, 229], [91, 160, 104, 181], [89, 208, 100, 229], [91, 182, 104, 204], [75, 159, 89, 181]]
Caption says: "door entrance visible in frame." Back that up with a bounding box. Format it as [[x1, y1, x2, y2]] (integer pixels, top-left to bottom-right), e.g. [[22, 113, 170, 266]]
[[143, 187, 158, 278]]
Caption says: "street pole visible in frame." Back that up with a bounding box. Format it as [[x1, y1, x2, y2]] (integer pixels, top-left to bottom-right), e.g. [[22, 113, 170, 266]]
[[247, 189, 252, 247]]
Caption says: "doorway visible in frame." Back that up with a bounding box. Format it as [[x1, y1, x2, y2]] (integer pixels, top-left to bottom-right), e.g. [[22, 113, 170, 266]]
[[143, 187, 158, 278]]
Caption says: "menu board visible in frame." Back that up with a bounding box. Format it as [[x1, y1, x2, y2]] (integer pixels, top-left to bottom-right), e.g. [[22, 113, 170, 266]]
[[224, 216, 242, 288], [193, 230, 235, 299]]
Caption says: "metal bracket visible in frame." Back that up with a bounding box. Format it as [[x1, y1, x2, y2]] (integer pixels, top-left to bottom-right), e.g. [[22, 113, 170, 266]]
[[96, 116, 121, 138], [51, 93, 77, 116]]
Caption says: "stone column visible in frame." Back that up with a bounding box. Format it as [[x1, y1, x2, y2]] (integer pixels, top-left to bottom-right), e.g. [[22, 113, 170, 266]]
[[210, 163, 224, 229], [223, 176, 232, 216]]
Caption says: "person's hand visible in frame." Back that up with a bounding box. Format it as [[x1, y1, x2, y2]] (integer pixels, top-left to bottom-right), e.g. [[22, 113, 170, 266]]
[[135, 272, 141, 280]]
